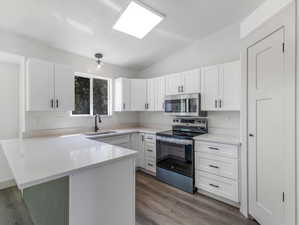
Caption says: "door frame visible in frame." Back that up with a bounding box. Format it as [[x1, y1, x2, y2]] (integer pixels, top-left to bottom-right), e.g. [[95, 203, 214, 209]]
[[240, 3, 296, 225]]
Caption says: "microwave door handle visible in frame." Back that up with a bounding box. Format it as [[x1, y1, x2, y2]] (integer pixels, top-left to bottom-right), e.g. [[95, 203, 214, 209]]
[[186, 99, 190, 113]]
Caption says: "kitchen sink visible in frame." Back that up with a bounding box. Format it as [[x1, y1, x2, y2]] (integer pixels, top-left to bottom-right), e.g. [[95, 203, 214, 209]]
[[84, 131, 117, 136]]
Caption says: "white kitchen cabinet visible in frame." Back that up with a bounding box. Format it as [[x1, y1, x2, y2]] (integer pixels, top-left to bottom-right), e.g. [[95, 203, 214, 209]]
[[219, 61, 241, 111], [155, 77, 165, 111], [195, 140, 240, 203], [26, 58, 74, 112], [27, 58, 54, 111], [201, 65, 220, 111], [201, 61, 240, 111], [165, 70, 200, 96], [130, 79, 147, 111], [114, 78, 131, 112], [54, 64, 74, 112], [165, 73, 183, 96], [146, 79, 156, 111], [182, 69, 201, 94]]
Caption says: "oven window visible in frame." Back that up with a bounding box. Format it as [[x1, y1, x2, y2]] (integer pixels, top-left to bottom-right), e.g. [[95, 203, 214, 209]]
[[156, 140, 193, 177], [165, 99, 187, 113]]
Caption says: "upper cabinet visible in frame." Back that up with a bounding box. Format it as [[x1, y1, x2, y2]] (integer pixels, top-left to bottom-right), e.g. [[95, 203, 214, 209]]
[[154, 77, 165, 111], [114, 78, 131, 112], [182, 69, 201, 94], [201, 60, 240, 111], [131, 79, 147, 111], [165, 69, 201, 96], [26, 58, 74, 112], [165, 73, 184, 95], [146, 79, 156, 111]]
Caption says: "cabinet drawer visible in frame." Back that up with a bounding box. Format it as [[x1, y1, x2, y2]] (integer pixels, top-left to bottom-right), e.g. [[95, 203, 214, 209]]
[[144, 143, 156, 159], [145, 159, 156, 173], [144, 134, 156, 144], [196, 171, 239, 202], [195, 142, 238, 159], [195, 152, 238, 180]]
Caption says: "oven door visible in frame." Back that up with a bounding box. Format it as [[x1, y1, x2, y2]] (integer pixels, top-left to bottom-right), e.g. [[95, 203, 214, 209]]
[[156, 136, 194, 178]]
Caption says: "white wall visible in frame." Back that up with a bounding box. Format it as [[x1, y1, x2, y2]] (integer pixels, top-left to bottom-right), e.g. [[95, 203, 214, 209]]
[[0, 62, 19, 187], [0, 29, 140, 134], [140, 23, 241, 78], [240, 0, 293, 38], [0, 63, 19, 139], [139, 23, 241, 137]]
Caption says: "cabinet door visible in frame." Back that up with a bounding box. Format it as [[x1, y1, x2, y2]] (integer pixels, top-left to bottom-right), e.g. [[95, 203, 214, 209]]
[[114, 78, 130, 111], [219, 61, 241, 111], [130, 79, 147, 111], [155, 77, 165, 111], [182, 69, 201, 94], [165, 73, 183, 96], [147, 79, 155, 111], [54, 64, 74, 112], [201, 65, 220, 111], [27, 58, 54, 111]]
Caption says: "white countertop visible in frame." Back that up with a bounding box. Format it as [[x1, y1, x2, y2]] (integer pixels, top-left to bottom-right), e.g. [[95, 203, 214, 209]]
[[193, 134, 241, 146], [1, 135, 137, 189], [85, 127, 167, 139]]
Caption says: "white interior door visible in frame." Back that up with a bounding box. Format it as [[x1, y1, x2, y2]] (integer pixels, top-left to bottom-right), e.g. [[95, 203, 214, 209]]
[[27, 58, 54, 111], [130, 79, 147, 111], [248, 28, 286, 225], [54, 64, 74, 112], [201, 65, 219, 111]]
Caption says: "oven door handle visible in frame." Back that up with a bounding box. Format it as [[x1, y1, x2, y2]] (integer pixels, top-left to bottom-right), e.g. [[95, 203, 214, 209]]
[[157, 136, 193, 145]]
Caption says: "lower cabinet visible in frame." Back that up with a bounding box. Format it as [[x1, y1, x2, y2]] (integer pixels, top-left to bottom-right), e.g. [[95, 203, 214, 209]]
[[195, 141, 240, 203], [96, 132, 157, 175]]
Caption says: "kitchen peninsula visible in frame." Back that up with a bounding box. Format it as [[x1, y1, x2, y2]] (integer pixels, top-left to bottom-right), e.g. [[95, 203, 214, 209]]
[[0, 135, 137, 225]]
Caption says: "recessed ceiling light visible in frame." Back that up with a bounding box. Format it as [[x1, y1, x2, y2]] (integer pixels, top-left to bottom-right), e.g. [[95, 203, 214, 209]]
[[113, 1, 164, 39]]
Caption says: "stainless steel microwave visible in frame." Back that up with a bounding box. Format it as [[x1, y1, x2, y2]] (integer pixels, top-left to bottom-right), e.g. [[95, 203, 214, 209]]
[[164, 94, 207, 117]]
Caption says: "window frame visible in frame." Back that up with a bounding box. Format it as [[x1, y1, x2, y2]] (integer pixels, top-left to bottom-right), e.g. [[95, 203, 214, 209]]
[[71, 72, 112, 117]]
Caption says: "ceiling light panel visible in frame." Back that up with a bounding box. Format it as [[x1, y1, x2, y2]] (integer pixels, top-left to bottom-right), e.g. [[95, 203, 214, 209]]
[[113, 1, 164, 39]]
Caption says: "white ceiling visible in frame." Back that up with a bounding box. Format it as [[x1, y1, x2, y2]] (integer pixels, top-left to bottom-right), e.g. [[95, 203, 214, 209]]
[[0, 0, 263, 70]]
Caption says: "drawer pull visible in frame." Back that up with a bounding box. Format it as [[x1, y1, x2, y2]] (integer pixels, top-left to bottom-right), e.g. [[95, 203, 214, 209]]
[[209, 165, 219, 169], [147, 149, 153, 152], [208, 147, 219, 151], [209, 184, 219, 188], [147, 163, 154, 167]]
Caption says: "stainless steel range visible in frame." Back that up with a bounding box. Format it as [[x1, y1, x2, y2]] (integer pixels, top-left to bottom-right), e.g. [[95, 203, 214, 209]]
[[156, 118, 208, 193]]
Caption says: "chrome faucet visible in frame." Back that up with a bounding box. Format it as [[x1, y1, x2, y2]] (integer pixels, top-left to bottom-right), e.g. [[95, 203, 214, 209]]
[[94, 114, 102, 133]]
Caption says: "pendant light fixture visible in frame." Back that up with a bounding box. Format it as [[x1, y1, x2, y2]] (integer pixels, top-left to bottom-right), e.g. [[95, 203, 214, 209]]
[[95, 53, 104, 69]]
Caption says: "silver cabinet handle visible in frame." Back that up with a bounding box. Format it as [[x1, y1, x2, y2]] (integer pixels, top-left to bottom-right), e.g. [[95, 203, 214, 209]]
[[178, 86, 180, 93], [249, 134, 254, 137], [123, 103, 126, 110], [181, 85, 184, 93], [50, 99, 54, 108], [147, 149, 153, 152], [219, 99, 222, 108], [208, 147, 219, 151], [209, 184, 219, 188], [214, 99, 218, 108], [148, 163, 154, 167], [56, 99, 59, 108], [209, 165, 219, 169]]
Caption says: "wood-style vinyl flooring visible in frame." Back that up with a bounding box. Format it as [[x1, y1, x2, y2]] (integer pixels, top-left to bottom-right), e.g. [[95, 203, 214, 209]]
[[0, 171, 258, 225], [136, 171, 258, 225]]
